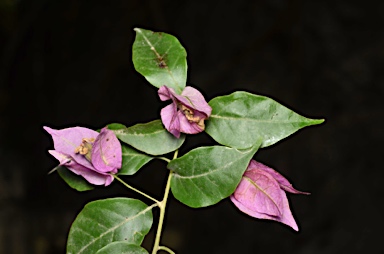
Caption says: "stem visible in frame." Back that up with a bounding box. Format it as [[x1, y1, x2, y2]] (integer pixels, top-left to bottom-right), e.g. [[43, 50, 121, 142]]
[[158, 246, 176, 254], [152, 171, 173, 253], [157, 156, 171, 163], [151, 150, 178, 254], [113, 175, 160, 204]]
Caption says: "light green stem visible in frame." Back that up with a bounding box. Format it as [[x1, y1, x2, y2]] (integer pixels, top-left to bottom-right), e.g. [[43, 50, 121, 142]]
[[113, 175, 160, 204], [151, 150, 178, 254], [157, 156, 171, 163], [158, 246, 176, 254]]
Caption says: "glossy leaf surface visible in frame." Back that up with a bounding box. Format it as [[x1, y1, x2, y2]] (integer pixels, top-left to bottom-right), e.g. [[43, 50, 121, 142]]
[[133, 28, 187, 93], [205, 91, 324, 149], [119, 144, 153, 175], [95, 242, 148, 254], [67, 198, 153, 254], [169, 142, 261, 208], [106, 124, 154, 174], [114, 120, 185, 156]]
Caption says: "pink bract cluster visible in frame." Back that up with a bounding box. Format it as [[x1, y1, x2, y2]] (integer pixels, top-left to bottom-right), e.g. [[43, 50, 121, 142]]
[[231, 160, 309, 231], [158, 85, 212, 138], [44, 126, 122, 186]]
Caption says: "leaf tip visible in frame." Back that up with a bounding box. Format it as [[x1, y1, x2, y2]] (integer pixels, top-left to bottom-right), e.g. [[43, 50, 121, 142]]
[[312, 118, 325, 125]]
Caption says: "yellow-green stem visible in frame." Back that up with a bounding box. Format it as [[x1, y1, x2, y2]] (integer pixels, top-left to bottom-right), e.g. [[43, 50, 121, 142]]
[[158, 246, 176, 254], [151, 150, 178, 254], [157, 156, 171, 163], [113, 175, 160, 204]]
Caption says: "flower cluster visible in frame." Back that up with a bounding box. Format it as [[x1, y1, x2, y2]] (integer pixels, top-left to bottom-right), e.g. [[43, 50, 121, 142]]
[[231, 160, 309, 231], [44, 84, 212, 186], [158, 85, 212, 138], [44, 126, 122, 186]]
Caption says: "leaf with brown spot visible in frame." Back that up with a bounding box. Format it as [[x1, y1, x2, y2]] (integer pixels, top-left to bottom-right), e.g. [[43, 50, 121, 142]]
[[132, 28, 187, 94]]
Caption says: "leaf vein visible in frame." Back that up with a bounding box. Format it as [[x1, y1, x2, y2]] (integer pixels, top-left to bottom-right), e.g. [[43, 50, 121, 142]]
[[76, 205, 153, 254], [173, 152, 248, 180]]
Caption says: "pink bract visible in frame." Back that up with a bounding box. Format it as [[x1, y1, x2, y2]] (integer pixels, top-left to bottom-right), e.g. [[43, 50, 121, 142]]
[[44, 126, 122, 186], [158, 85, 212, 138], [230, 160, 309, 231]]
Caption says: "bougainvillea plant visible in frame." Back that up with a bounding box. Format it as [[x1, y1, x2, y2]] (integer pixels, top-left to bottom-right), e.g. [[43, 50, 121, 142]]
[[44, 28, 324, 254]]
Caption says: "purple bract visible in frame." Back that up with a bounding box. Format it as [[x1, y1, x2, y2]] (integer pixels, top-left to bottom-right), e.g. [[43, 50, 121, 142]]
[[230, 160, 309, 231], [44, 126, 122, 186], [158, 85, 212, 138]]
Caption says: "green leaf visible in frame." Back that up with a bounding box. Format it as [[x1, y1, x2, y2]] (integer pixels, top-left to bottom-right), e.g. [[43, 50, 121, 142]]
[[98, 123, 127, 133], [205, 91, 324, 149], [67, 198, 153, 254], [132, 28, 187, 93], [169, 142, 261, 208], [106, 123, 127, 130], [119, 144, 153, 175], [113, 120, 185, 156], [57, 166, 94, 191], [106, 124, 154, 174], [95, 242, 148, 254]]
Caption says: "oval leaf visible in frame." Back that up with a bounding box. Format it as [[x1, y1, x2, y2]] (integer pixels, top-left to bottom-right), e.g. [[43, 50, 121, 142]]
[[205, 91, 324, 149], [57, 166, 94, 191], [132, 28, 187, 93], [169, 142, 261, 208], [119, 144, 153, 175], [113, 120, 185, 156], [95, 242, 148, 254], [67, 198, 153, 254]]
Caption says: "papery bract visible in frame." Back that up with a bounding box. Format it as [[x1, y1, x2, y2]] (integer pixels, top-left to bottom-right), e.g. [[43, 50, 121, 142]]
[[230, 160, 309, 231], [248, 160, 309, 195], [44, 126, 122, 186], [158, 85, 212, 138], [91, 127, 122, 173]]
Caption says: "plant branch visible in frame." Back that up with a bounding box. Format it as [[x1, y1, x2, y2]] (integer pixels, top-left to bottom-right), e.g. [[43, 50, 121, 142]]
[[158, 246, 176, 254], [156, 156, 171, 163], [151, 150, 178, 254]]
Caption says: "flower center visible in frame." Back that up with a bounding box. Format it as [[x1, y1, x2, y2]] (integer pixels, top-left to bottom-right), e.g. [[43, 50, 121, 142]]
[[179, 104, 205, 129], [74, 138, 95, 161]]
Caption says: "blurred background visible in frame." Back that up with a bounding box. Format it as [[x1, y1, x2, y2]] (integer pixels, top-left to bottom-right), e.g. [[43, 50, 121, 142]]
[[0, 0, 383, 253]]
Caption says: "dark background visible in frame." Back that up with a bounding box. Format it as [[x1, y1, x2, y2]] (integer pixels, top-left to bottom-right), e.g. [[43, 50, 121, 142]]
[[1, 0, 383, 253]]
